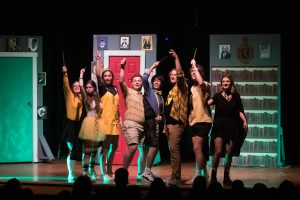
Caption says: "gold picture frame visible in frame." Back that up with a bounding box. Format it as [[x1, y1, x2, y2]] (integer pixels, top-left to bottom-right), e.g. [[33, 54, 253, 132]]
[[141, 35, 153, 50]]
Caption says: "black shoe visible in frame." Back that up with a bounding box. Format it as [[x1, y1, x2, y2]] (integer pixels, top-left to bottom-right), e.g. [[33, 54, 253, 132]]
[[211, 169, 217, 183], [223, 170, 232, 186], [223, 176, 232, 186], [211, 176, 218, 183]]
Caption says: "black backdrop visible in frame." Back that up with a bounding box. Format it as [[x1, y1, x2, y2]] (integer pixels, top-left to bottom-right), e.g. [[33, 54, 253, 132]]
[[1, 1, 299, 164]]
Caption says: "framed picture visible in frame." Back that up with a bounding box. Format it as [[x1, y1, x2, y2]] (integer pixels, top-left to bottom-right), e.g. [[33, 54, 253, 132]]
[[97, 36, 108, 50], [28, 38, 38, 52], [219, 44, 231, 59], [6, 36, 20, 52], [38, 72, 46, 86], [259, 44, 271, 59], [37, 106, 47, 120], [142, 35, 153, 50], [120, 36, 130, 50]]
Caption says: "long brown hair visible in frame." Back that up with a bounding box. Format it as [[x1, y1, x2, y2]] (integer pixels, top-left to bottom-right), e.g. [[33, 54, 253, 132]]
[[84, 79, 102, 135], [84, 80, 101, 114]]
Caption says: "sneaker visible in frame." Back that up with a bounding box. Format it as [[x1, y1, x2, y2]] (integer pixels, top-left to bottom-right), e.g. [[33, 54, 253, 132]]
[[201, 168, 209, 180], [185, 173, 200, 185], [68, 173, 76, 181], [141, 170, 156, 182], [166, 177, 181, 185], [103, 174, 114, 181], [82, 170, 89, 177]]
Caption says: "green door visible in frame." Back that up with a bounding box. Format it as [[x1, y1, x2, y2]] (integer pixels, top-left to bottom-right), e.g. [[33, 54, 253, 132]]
[[0, 56, 33, 162]]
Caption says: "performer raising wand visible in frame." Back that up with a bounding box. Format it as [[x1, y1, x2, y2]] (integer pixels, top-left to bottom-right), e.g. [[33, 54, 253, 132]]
[[78, 67, 105, 181]]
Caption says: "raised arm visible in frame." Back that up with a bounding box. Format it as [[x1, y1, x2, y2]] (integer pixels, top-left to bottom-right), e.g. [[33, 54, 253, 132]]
[[62, 65, 70, 88], [119, 58, 128, 95], [95, 50, 104, 85], [170, 49, 188, 94], [146, 61, 160, 76], [169, 49, 183, 74], [191, 59, 204, 85], [119, 58, 126, 84], [79, 68, 87, 98], [143, 61, 160, 94]]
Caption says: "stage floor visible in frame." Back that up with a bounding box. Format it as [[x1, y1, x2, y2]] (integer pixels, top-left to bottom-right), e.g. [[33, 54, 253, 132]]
[[1, 159, 300, 195]]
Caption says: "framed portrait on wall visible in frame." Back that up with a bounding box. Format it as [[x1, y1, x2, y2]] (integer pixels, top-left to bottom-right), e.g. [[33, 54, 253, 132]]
[[142, 35, 153, 50], [6, 36, 20, 52], [37, 106, 47, 120], [38, 72, 46, 86], [28, 38, 38, 52], [98, 36, 108, 50], [120, 36, 130, 50], [219, 44, 231, 59], [259, 44, 271, 59]]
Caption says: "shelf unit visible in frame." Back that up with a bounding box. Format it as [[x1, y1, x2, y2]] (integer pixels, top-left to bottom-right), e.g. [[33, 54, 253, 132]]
[[210, 66, 282, 167]]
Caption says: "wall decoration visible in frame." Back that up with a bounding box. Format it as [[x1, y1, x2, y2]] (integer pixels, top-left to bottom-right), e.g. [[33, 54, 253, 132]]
[[37, 106, 47, 120], [237, 37, 253, 64], [259, 44, 271, 59], [6, 36, 20, 52], [97, 36, 108, 50], [141, 35, 153, 50], [38, 72, 46, 86], [219, 44, 231, 59], [120, 36, 130, 50], [28, 38, 38, 52]]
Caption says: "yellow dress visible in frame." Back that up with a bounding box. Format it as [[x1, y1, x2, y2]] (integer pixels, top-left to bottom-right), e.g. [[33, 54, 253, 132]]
[[100, 91, 120, 135], [79, 100, 105, 142]]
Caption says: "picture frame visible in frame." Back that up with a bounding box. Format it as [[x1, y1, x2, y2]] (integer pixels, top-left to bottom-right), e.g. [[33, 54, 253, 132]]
[[120, 36, 130, 50], [37, 106, 47, 120], [28, 37, 38, 52], [38, 72, 46, 86], [6, 36, 20, 52], [97, 36, 108, 50], [141, 35, 153, 50], [259, 44, 271, 59], [219, 44, 231, 59]]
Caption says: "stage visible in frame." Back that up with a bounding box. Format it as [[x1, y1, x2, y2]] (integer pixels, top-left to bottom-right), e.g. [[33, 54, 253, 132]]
[[0, 159, 300, 196]]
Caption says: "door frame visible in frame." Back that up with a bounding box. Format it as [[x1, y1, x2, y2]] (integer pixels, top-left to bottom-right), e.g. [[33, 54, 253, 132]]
[[103, 50, 145, 73], [0, 52, 38, 162]]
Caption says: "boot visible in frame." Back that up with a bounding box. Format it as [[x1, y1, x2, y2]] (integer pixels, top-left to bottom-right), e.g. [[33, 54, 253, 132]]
[[67, 156, 76, 180], [223, 170, 232, 186], [211, 169, 217, 183]]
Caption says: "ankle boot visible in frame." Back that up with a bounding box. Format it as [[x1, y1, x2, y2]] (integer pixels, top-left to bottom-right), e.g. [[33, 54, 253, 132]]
[[223, 170, 232, 186], [211, 169, 217, 183], [67, 156, 76, 180]]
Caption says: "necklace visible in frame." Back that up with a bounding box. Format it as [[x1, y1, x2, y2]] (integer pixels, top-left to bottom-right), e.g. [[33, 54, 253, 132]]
[[222, 91, 232, 101]]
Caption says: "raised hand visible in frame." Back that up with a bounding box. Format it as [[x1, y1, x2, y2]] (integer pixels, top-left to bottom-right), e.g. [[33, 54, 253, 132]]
[[62, 65, 67, 73], [169, 49, 178, 59], [191, 59, 196, 66], [96, 50, 101, 59], [120, 58, 127, 68]]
